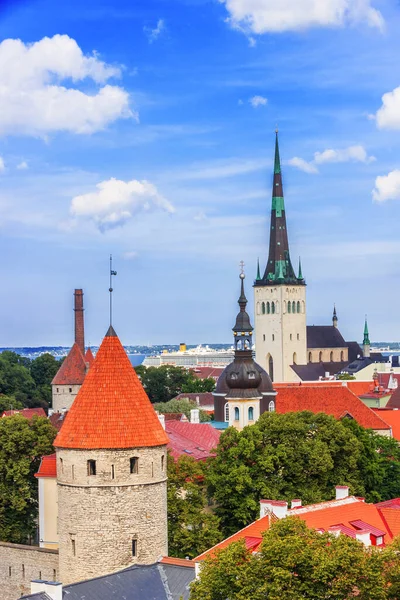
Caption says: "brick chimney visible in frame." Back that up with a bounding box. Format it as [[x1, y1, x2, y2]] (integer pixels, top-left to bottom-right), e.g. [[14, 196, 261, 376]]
[[74, 289, 85, 356]]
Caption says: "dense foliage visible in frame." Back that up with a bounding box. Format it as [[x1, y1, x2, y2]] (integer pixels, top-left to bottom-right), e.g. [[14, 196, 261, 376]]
[[167, 455, 222, 559], [0, 415, 57, 543], [206, 411, 400, 536], [190, 518, 400, 600], [0, 351, 60, 410], [154, 398, 211, 422], [135, 364, 215, 403]]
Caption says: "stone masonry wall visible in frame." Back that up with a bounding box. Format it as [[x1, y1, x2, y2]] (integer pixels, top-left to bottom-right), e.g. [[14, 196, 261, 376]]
[[57, 445, 168, 585], [0, 542, 59, 600], [52, 384, 81, 412]]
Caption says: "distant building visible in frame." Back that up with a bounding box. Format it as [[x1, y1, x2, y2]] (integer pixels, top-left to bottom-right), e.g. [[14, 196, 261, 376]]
[[51, 290, 92, 412], [165, 420, 221, 461], [1, 407, 46, 419], [253, 133, 377, 383]]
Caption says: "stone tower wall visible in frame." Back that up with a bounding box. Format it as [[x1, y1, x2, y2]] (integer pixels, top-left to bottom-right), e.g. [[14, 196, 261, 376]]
[[52, 384, 81, 412], [57, 445, 168, 585], [254, 284, 307, 382]]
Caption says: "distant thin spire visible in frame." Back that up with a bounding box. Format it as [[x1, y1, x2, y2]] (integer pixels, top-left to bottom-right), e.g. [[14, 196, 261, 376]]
[[363, 315, 370, 346], [298, 257, 303, 280], [274, 129, 281, 174], [333, 304, 338, 327], [256, 258, 261, 281]]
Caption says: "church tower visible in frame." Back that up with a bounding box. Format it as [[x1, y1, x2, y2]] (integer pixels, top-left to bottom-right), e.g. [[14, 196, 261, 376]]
[[254, 132, 307, 382], [363, 317, 371, 358], [54, 325, 169, 585], [214, 271, 276, 430]]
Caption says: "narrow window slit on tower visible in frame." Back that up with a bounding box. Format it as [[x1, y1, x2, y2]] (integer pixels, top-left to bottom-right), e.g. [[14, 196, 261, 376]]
[[132, 538, 137, 557], [87, 459, 96, 476], [130, 457, 138, 474], [71, 538, 76, 556]]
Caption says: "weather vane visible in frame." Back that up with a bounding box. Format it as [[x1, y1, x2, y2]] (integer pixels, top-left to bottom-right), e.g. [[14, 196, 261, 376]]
[[109, 254, 117, 326]]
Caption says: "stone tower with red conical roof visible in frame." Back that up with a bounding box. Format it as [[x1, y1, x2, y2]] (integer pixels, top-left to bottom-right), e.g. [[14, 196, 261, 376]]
[[54, 325, 169, 585]]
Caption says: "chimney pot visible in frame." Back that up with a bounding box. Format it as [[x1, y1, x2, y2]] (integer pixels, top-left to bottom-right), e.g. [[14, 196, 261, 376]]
[[335, 485, 349, 500], [190, 409, 200, 424], [291, 499, 302, 509], [355, 530, 371, 547], [158, 414, 166, 430]]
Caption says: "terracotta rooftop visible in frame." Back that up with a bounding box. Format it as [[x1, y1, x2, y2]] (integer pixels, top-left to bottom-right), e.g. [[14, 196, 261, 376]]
[[35, 453, 56, 478], [159, 556, 195, 568], [85, 347, 95, 367], [54, 326, 169, 450], [166, 421, 221, 461], [373, 409, 400, 439], [190, 367, 225, 380], [174, 392, 214, 407], [52, 342, 87, 386], [1, 407, 46, 419], [275, 385, 390, 431], [196, 495, 399, 562], [49, 411, 68, 431]]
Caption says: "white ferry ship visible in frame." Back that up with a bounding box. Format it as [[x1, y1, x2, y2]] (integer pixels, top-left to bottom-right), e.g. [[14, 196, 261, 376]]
[[143, 343, 234, 367]]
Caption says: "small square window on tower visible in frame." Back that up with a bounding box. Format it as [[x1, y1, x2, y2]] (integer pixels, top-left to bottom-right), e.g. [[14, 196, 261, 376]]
[[87, 460, 96, 476]]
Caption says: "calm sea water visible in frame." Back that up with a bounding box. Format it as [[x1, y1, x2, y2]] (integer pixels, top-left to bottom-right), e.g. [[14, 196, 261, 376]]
[[128, 354, 146, 367]]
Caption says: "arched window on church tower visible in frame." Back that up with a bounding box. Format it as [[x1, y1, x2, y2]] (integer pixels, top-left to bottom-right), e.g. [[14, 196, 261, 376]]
[[248, 407, 254, 421], [288, 301, 291, 314], [330, 351, 334, 362], [292, 301, 296, 313], [268, 400, 275, 412], [309, 352, 312, 363], [271, 302, 275, 314], [293, 352, 297, 364], [261, 302, 265, 314], [234, 407, 240, 421], [340, 350, 345, 361], [297, 301, 300, 313], [266, 301, 270, 314], [319, 351, 323, 362]]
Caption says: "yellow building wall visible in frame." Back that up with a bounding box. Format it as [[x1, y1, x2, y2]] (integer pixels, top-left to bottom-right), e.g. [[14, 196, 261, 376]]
[[38, 477, 58, 550]]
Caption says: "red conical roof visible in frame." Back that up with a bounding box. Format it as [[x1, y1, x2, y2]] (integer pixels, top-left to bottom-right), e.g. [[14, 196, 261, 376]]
[[52, 342, 87, 385], [85, 347, 95, 367], [54, 327, 168, 449]]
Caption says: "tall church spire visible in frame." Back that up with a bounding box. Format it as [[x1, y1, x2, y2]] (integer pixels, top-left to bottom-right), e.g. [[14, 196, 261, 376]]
[[333, 304, 338, 328], [363, 316, 371, 358], [259, 131, 302, 286]]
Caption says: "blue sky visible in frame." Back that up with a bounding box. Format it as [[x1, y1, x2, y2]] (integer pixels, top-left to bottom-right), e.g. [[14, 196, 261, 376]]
[[1, 0, 400, 346]]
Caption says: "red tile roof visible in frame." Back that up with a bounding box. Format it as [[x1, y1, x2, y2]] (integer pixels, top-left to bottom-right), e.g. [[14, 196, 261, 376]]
[[196, 496, 397, 562], [372, 409, 400, 439], [1, 407, 46, 419], [34, 453, 56, 478], [375, 498, 400, 509], [275, 385, 390, 431], [52, 343, 87, 385], [174, 393, 214, 407], [49, 411, 68, 431], [166, 421, 221, 461], [386, 386, 400, 408], [85, 347, 95, 366], [160, 557, 195, 568], [190, 367, 225, 381], [54, 327, 169, 450]]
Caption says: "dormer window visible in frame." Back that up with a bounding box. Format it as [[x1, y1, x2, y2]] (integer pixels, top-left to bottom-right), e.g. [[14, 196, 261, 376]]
[[248, 372, 256, 379], [230, 373, 238, 380]]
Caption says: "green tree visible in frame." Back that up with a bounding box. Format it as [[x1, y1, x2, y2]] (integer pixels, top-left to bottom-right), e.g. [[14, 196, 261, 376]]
[[168, 455, 222, 559], [30, 353, 59, 386], [206, 411, 367, 535], [0, 353, 36, 398], [182, 375, 216, 393], [154, 398, 211, 422], [0, 414, 56, 543], [0, 395, 23, 413], [135, 365, 195, 403], [336, 373, 356, 380], [190, 518, 388, 600]]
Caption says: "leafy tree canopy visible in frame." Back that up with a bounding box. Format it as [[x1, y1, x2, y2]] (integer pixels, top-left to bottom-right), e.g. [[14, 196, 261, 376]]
[[167, 455, 222, 559], [0, 415, 56, 543], [206, 411, 369, 535], [190, 518, 394, 600], [154, 398, 211, 422], [135, 364, 215, 403]]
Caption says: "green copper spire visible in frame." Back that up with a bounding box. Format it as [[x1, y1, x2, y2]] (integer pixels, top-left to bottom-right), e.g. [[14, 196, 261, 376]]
[[298, 257, 303, 280], [276, 259, 284, 282], [363, 316, 370, 346], [256, 258, 261, 281], [274, 129, 281, 175]]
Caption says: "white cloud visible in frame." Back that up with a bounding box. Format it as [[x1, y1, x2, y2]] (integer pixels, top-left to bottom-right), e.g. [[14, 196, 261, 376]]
[[220, 0, 384, 34], [170, 158, 268, 181], [375, 87, 400, 129], [287, 157, 318, 174], [372, 170, 400, 203], [70, 177, 174, 231], [249, 95, 267, 108], [16, 161, 28, 170], [314, 145, 375, 164], [144, 19, 165, 43], [0, 157, 5, 172], [0, 35, 133, 137]]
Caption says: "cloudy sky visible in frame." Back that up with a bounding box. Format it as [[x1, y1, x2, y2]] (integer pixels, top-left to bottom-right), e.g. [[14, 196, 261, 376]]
[[0, 0, 400, 346]]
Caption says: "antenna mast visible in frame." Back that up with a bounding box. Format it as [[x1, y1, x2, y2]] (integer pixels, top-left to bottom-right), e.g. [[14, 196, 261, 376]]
[[109, 255, 117, 326]]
